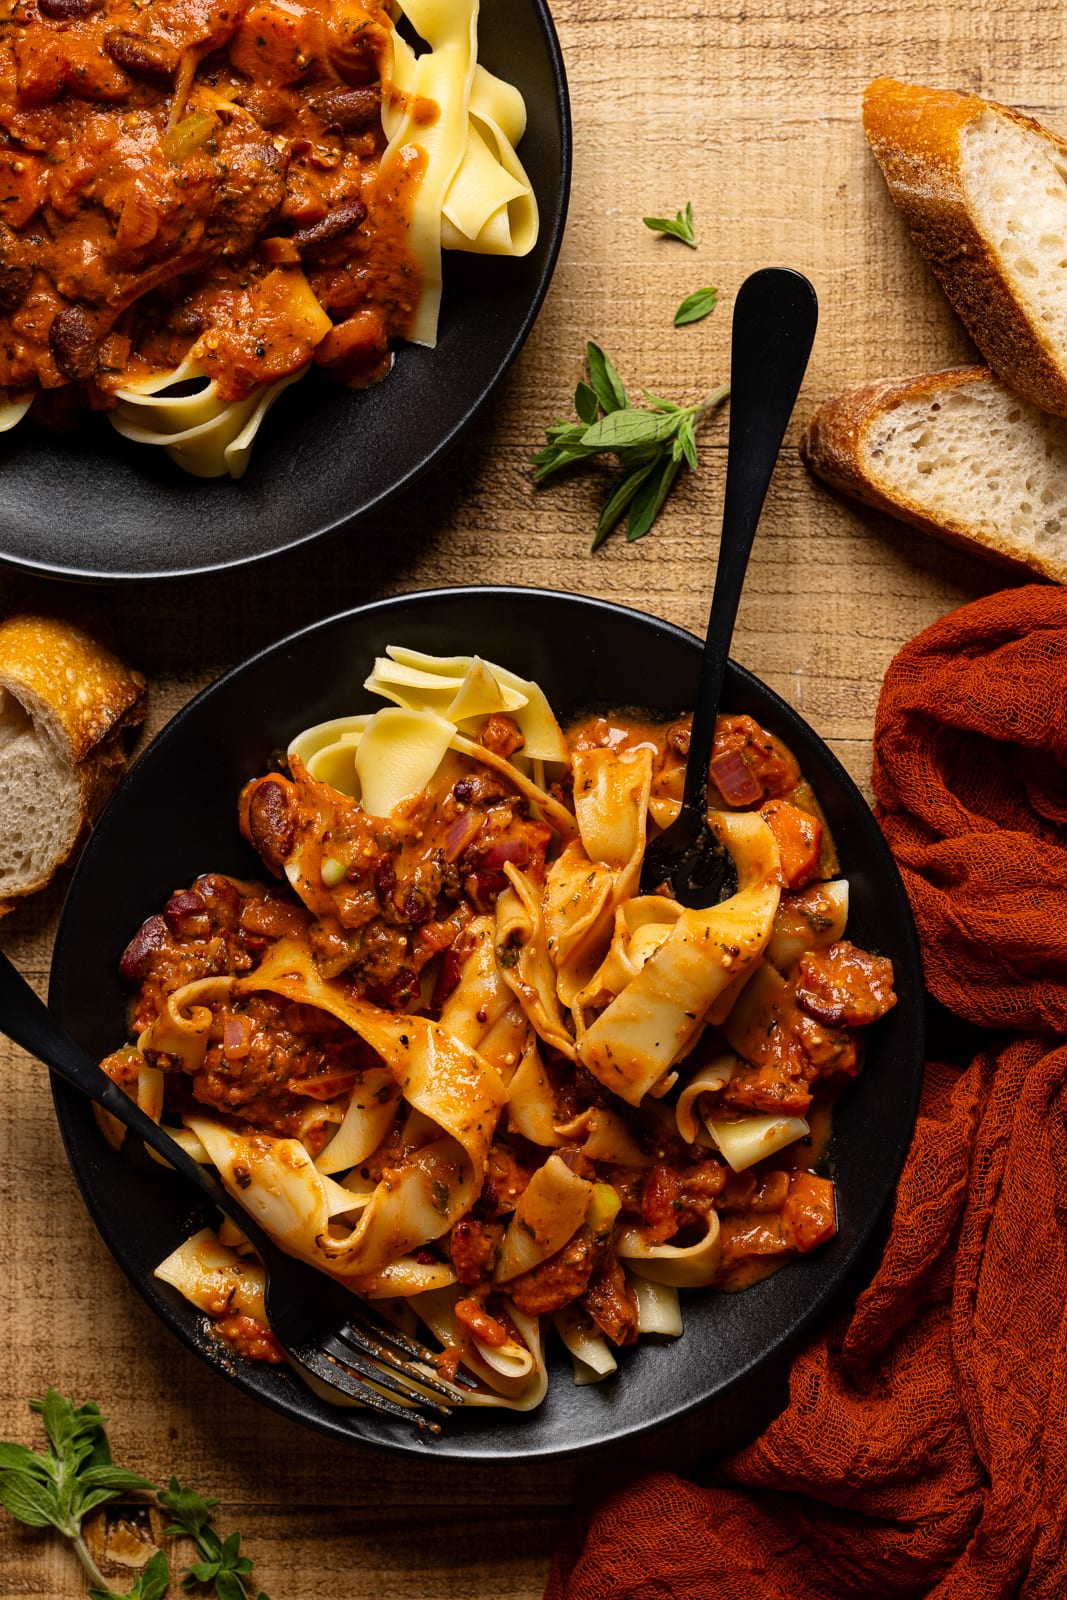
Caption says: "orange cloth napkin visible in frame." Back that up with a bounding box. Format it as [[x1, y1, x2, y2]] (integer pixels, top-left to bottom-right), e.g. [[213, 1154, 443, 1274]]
[[546, 584, 1067, 1600]]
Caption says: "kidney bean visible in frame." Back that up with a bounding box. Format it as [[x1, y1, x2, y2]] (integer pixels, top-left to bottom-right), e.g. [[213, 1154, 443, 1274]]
[[48, 304, 100, 383], [290, 198, 367, 254], [38, 0, 102, 17], [104, 31, 178, 79], [163, 888, 210, 940], [192, 873, 241, 928], [374, 853, 397, 903], [245, 780, 294, 877], [428, 948, 462, 1017], [119, 914, 168, 984]]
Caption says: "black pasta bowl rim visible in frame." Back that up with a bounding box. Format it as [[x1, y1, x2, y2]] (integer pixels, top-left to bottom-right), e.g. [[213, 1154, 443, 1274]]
[[49, 584, 925, 1460]]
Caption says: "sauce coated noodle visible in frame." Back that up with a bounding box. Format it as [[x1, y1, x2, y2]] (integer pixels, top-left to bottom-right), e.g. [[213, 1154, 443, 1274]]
[[103, 649, 897, 1409], [0, 0, 538, 477]]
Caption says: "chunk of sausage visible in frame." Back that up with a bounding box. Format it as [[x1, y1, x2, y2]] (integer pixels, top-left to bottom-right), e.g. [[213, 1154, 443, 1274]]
[[795, 941, 897, 1028]]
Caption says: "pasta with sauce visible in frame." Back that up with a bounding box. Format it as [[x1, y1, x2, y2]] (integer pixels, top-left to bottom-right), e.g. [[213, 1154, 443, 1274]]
[[102, 649, 897, 1410], [0, 0, 537, 478]]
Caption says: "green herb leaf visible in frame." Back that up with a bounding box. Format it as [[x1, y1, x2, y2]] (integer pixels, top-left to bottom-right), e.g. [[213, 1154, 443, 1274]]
[[591, 461, 659, 551], [573, 380, 600, 424], [678, 414, 699, 471], [216, 1573, 248, 1600], [580, 410, 678, 450], [0, 1470, 61, 1528], [641, 390, 681, 413], [158, 1476, 219, 1545], [78, 1467, 156, 1496], [627, 455, 683, 541], [188, 1557, 222, 1583], [674, 286, 718, 326], [532, 341, 729, 548], [586, 342, 629, 411], [642, 201, 697, 248], [0, 1442, 52, 1478], [89, 1548, 171, 1600]]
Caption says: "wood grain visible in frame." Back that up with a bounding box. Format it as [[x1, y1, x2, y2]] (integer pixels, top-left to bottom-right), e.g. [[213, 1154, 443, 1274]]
[[0, 0, 1051, 1591]]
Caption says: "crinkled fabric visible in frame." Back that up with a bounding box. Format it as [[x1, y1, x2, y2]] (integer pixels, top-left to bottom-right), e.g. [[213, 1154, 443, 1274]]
[[546, 586, 1067, 1600]]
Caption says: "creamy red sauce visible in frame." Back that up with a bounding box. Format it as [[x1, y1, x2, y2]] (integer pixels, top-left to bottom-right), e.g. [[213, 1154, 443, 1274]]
[[106, 708, 897, 1361], [0, 0, 421, 414]]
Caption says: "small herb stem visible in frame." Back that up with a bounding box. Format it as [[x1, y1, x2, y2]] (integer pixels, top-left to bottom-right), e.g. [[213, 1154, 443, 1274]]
[[71, 1528, 110, 1592], [693, 382, 731, 420]]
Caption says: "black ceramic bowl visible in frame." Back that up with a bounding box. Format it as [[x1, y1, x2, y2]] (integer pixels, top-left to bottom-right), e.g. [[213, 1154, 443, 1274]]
[[50, 587, 924, 1460], [0, 2, 570, 582]]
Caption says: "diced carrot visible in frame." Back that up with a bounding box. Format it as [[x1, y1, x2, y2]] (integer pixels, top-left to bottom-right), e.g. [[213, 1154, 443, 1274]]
[[761, 800, 823, 889]]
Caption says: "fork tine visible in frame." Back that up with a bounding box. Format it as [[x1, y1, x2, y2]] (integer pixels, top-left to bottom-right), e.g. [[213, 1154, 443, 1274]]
[[318, 1332, 457, 1420], [335, 1319, 469, 1404], [345, 1306, 447, 1366], [345, 1306, 479, 1390], [292, 1341, 442, 1434]]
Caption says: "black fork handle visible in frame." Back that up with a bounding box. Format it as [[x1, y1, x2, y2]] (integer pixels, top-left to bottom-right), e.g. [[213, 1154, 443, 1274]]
[[682, 267, 819, 814], [0, 947, 277, 1260]]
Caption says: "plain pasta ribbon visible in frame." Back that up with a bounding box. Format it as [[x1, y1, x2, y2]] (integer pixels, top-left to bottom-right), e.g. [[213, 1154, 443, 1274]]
[[577, 812, 782, 1105], [381, 0, 480, 344]]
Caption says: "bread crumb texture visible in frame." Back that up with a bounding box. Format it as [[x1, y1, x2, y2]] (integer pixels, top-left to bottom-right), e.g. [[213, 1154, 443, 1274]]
[[866, 375, 1067, 564], [803, 369, 1067, 585], [0, 612, 146, 909], [962, 112, 1067, 364]]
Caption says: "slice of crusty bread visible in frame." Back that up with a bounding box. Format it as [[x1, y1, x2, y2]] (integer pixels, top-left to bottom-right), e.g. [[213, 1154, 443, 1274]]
[[0, 612, 146, 910], [801, 366, 1067, 583], [864, 79, 1067, 418]]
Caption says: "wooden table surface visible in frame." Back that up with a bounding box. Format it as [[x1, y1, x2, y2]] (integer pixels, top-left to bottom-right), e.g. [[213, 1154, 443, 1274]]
[[0, 0, 1047, 1591]]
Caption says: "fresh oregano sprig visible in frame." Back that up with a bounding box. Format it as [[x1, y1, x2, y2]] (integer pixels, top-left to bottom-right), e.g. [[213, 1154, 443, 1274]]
[[532, 341, 729, 549], [0, 1393, 270, 1600], [159, 1478, 268, 1600], [642, 201, 698, 247], [0, 1391, 155, 1592]]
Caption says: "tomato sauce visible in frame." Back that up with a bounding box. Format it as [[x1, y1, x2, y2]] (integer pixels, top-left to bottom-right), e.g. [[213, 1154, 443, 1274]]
[[109, 704, 898, 1363], [0, 0, 421, 412]]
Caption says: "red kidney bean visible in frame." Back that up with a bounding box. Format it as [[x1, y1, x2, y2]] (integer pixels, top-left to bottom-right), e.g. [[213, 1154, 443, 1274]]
[[374, 853, 397, 903], [290, 198, 367, 254], [119, 914, 168, 984], [245, 780, 294, 876], [48, 305, 99, 383], [192, 873, 242, 928], [104, 30, 178, 79], [38, 0, 102, 17], [163, 888, 206, 933]]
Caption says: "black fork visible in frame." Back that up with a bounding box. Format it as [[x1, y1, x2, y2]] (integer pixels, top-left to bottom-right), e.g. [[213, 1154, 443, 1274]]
[[638, 267, 819, 906]]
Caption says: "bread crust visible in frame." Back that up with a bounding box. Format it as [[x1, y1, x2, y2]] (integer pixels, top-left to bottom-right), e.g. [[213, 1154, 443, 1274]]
[[0, 611, 146, 764], [863, 78, 1067, 418], [800, 366, 1067, 584], [0, 611, 146, 912]]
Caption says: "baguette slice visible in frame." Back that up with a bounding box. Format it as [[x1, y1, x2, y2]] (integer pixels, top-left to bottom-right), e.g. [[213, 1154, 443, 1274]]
[[0, 612, 146, 910], [801, 366, 1067, 583], [864, 79, 1067, 417]]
